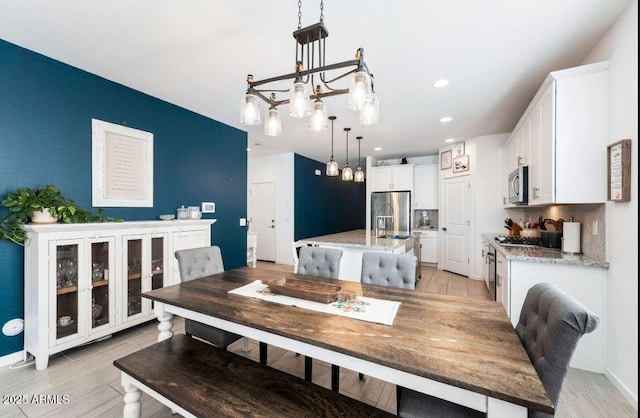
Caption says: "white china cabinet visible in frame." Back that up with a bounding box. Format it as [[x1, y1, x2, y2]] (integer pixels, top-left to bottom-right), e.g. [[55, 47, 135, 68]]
[[22, 219, 215, 370]]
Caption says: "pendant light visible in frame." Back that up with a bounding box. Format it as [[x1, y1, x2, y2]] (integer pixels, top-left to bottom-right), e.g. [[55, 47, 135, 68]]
[[326, 116, 339, 176], [342, 128, 353, 181], [354, 136, 365, 182]]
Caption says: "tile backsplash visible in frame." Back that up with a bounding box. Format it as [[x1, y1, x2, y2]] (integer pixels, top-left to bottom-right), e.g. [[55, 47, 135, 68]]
[[414, 210, 438, 228], [524, 204, 605, 258]]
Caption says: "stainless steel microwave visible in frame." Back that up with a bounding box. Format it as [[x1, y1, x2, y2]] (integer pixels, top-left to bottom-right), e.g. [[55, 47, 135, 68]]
[[508, 166, 528, 204]]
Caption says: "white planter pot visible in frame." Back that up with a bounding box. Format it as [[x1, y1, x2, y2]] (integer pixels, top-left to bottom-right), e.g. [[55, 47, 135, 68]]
[[31, 208, 58, 224]]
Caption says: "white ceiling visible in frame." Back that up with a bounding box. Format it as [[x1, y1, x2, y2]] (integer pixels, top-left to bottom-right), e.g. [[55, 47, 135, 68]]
[[0, 0, 632, 164]]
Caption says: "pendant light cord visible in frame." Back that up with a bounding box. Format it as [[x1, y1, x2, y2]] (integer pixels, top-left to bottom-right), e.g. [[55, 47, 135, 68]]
[[344, 127, 351, 165], [329, 115, 336, 157]]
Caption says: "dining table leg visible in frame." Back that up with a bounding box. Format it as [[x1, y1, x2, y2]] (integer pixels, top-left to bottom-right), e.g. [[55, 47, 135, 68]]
[[154, 303, 174, 342]]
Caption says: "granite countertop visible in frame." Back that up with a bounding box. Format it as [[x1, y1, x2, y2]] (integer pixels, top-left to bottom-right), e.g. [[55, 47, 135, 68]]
[[482, 233, 609, 268], [412, 226, 438, 231], [301, 229, 410, 250]]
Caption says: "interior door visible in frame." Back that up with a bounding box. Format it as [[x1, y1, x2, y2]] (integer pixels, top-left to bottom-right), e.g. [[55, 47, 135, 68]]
[[249, 182, 276, 262], [441, 175, 470, 276]]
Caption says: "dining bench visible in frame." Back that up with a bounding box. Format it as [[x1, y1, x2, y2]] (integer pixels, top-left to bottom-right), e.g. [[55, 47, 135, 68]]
[[113, 333, 394, 418]]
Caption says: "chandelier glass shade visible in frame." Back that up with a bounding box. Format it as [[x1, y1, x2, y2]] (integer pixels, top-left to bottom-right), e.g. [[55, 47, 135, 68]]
[[348, 69, 373, 111], [239, 1, 377, 136], [289, 80, 311, 118], [326, 116, 339, 176], [264, 106, 282, 136], [342, 127, 353, 181], [240, 92, 261, 125], [354, 136, 365, 182], [308, 98, 328, 132], [359, 93, 380, 126]]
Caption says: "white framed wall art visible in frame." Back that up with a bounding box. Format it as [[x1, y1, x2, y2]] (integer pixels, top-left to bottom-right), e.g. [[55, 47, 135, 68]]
[[92, 118, 154, 207]]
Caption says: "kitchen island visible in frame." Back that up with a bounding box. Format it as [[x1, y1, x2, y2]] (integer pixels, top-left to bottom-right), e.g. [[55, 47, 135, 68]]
[[300, 229, 416, 282]]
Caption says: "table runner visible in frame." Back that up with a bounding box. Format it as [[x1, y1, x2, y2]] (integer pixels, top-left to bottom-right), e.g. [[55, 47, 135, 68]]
[[228, 280, 399, 326]]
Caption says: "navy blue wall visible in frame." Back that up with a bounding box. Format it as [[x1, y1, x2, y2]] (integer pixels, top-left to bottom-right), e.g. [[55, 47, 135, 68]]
[[0, 39, 247, 356], [293, 154, 366, 240]]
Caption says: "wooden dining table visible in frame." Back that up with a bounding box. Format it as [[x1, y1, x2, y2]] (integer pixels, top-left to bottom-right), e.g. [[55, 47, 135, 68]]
[[142, 266, 553, 417]]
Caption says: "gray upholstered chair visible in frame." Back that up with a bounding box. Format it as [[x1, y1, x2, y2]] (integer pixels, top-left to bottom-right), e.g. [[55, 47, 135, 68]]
[[360, 252, 417, 290], [291, 246, 343, 388], [343, 252, 418, 389], [174, 246, 243, 349], [396, 282, 599, 418], [297, 246, 343, 279]]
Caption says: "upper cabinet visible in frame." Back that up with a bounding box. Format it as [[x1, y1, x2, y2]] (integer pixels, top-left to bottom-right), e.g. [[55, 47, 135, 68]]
[[371, 164, 414, 192], [503, 61, 609, 206], [414, 164, 438, 209]]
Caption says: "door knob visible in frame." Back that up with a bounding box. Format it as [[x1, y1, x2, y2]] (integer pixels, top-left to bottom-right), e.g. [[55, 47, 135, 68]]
[[442, 227, 447, 231]]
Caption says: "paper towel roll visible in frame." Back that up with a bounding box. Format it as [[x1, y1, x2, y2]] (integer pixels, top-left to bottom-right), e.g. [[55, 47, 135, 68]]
[[563, 222, 581, 254]]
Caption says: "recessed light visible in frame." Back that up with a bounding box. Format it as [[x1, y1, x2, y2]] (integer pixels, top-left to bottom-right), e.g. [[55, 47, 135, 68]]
[[433, 79, 450, 88], [374, 147, 382, 151], [440, 116, 453, 123], [444, 138, 455, 143]]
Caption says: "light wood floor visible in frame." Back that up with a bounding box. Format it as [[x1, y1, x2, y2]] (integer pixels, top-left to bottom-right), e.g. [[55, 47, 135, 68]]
[[0, 262, 635, 417]]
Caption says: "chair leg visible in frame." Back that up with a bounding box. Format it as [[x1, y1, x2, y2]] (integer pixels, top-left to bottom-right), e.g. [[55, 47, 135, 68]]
[[259, 342, 268, 365], [359, 372, 364, 381], [396, 385, 402, 415], [304, 356, 313, 382], [331, 364, 340, 392], [242, 337, 249, 352]]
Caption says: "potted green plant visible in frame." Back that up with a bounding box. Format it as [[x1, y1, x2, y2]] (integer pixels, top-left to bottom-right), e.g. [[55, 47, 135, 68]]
[[0, 185, 120, 245]]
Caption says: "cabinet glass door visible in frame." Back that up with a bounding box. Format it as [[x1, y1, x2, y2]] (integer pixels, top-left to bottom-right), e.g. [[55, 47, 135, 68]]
[[55, 243, 79, 340], [125, 238, 143, 318], [90, 240, 112, 329], [150, 237, 165, 291]]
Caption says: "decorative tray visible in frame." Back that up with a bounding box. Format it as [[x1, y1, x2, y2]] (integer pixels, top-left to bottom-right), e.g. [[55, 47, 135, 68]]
[[264, 277, 342, 304]]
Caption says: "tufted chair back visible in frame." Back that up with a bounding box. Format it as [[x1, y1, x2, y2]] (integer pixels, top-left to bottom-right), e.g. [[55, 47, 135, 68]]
[[516, 282, 599, 418], [175, 246, 224, 282], [297, 247, 343, 279], [174, 246, 242, 350], [360, 252, 416, 290]]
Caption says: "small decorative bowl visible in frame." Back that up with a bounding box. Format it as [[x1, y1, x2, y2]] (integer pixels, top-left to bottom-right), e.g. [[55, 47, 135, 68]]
[[159, 214, 175, 221]]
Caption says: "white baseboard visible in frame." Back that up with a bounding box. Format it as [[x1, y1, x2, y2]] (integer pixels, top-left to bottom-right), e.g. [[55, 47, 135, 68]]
[[0, 350, 24, 369], [605, 368, 638, 411]]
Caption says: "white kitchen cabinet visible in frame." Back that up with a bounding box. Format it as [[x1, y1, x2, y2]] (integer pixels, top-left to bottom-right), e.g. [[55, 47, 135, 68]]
[[22, 219, 215, 370], [413, 164, 438, 209], [414, 230, 438, 264], [371, 164, 414, 192], [506, 61, 609, 206], [495, 250, 509, 313], [509, 260, 606, 373]]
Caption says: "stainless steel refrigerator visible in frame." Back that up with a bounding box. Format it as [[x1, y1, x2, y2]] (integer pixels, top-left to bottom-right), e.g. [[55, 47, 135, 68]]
[[371, 191, 411, 236]]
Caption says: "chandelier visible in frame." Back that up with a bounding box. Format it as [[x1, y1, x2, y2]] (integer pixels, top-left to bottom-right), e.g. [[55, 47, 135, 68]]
[[239, 0, 380, 136]]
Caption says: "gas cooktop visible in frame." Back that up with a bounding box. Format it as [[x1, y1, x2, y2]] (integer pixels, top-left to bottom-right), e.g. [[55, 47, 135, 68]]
[[495, 235, 542, 247]]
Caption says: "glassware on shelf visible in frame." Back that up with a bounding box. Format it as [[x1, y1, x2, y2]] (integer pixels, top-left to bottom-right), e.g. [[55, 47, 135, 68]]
[[92, 263, 105, 281], [151, 259, 163, 271], [128, 258, 141, 275]]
